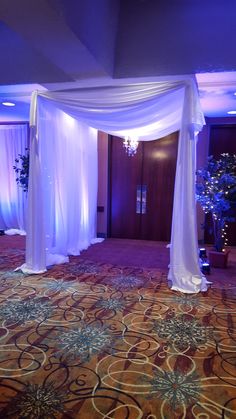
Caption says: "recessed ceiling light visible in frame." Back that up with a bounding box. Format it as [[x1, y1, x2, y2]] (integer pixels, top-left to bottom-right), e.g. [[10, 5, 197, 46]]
[[2, 101, 16, 107], [227, 110, 236, 114], [234, 92, 236, 96]]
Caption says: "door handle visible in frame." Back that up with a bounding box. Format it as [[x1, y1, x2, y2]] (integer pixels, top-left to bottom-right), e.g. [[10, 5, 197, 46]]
[[141, 185, 147, 214], [136, 185, 147, 214], [136, 185, 142, 214]]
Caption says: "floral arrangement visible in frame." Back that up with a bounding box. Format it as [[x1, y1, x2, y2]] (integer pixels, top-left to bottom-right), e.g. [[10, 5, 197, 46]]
[[196, 153, 236, 252], [13, 148, 30, 193]]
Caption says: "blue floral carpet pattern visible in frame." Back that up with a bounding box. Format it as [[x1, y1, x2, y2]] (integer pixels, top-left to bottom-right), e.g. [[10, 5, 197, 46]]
[[0, 250, 235, 418]]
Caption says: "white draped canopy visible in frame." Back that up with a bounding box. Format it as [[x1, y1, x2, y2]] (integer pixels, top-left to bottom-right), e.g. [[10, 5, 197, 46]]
[[21, 77, 208, 293]]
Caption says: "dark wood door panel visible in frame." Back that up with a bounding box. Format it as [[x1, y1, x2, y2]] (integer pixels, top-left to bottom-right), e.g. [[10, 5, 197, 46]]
[[109, 133, 178, 241], [141, 132, 178, 241], [109, 136, 143, 239]]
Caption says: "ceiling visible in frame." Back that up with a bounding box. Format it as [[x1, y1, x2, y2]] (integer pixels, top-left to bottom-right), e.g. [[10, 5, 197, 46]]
[[1, 0, 236, 121]]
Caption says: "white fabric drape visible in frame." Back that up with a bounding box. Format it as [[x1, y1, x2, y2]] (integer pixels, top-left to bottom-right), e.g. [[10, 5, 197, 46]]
[[168, 86, 207, 293], [23, 78, 208, 293], [30, 83, 185, 141], [0, 124, 28, 232], [21, 99, 98, 274]]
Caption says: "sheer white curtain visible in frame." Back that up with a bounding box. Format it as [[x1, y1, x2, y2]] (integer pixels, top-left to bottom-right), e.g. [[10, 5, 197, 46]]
[[168, 86, 206, 292], [0, 124, 28, 232], [22, 78, 208, 293], [22, 99, 98, 273]]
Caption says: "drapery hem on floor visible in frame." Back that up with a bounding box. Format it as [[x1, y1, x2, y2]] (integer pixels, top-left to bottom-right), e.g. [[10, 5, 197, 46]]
[[170, 275, 212, 294], [5, 229, 26, 236]]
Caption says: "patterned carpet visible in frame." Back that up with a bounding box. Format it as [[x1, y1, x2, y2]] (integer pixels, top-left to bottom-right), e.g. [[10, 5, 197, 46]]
[[0, 240, 236, 418]]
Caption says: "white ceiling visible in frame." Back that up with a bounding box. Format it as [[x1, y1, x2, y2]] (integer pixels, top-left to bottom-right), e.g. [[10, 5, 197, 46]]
[[196, 72, 236, 118], [1, 0, 236, 121]]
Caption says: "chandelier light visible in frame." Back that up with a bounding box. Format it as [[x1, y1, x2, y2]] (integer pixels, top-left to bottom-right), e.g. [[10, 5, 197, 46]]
[[123, 136, 139, 156]]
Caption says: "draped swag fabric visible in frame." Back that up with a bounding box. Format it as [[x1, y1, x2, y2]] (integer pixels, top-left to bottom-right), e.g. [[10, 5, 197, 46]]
[[23, 78, 208, 293], [0, 124, 28, 232]]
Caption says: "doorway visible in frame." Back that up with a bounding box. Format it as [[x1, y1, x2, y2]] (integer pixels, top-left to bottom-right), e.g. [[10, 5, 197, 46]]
[[108, 132, 179, 240]]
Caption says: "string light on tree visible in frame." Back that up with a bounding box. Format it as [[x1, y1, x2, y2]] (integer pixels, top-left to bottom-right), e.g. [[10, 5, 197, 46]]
[[196, 153, 236, 252]]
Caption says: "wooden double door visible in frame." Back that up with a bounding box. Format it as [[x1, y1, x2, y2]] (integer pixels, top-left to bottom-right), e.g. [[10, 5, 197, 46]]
[[108, 132, 179, 241]]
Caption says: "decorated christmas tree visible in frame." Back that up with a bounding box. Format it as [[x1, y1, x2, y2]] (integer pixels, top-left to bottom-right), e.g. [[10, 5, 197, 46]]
[[196, 153, 236, 252]]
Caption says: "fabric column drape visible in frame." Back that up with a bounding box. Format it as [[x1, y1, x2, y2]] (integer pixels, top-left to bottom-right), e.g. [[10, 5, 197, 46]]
[[168, 84, 208, 293], [21, 96, 98, 273]]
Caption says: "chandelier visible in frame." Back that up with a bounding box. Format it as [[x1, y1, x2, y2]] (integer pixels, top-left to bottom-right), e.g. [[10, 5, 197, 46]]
[[123, 136, 139, 156]]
